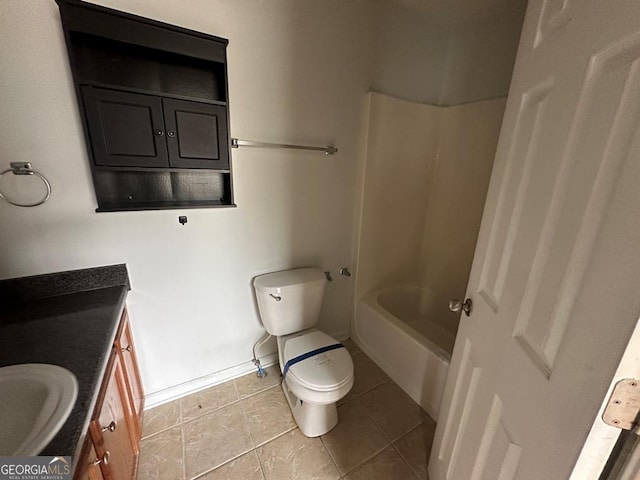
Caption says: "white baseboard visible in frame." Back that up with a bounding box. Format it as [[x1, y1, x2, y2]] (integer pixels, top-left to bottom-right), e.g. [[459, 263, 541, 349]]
[[144, 352, 279, 409], [144, 328, 351, 409]]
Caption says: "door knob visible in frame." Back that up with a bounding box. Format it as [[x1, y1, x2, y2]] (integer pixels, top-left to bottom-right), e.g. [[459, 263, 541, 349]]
[[449, 298, 473, 317]]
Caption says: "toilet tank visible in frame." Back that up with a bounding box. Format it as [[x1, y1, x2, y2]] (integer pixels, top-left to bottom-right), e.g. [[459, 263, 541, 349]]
[[253, 268, 326, 336]]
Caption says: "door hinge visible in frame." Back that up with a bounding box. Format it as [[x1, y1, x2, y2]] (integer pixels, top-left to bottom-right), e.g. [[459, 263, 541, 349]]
[[602, 378, 640, 435]]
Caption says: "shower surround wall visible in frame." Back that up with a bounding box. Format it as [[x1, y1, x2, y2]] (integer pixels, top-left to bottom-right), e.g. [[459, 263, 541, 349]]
[[353, 92, 505, 413], [357, 92, 505, 304], [356, 93, 442, 297], [419, 97, 507, 325], [352, 0, 524, 416]]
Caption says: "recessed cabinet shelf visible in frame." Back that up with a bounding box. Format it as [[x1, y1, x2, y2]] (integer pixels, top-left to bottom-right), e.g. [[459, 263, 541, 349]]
[[56, 0, 235, 212]]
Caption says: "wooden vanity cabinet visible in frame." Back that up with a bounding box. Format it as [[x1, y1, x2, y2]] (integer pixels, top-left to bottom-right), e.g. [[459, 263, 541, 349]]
[[114, 309, 144, 444], [74, 308, 144, 480], [76, 439, 106, 480], [90, 352, 137, 480]]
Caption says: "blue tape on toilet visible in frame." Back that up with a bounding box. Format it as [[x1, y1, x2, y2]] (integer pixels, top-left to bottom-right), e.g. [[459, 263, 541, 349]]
[[282, 343, 345, 379]]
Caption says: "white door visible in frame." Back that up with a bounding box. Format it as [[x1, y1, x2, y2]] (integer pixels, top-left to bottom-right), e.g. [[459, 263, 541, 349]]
[[429, 1, 640, 479]]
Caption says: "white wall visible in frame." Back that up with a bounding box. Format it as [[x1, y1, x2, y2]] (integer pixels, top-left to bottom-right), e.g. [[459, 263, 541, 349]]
[[440, 5, 527, 105], [371, 0, 526, 106], [0, 0, 375, 401], [371, 0, 450, 105]]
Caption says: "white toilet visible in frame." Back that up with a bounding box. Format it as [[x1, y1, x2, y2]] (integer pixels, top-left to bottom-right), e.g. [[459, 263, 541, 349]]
[[253, 267, 354, 437]]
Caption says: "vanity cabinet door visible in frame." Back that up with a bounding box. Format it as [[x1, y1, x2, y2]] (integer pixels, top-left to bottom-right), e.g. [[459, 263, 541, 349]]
[[72, 305, 144, 480], [115, 309, 144, 445], [81, 86, 169, 168], [90, 352, 137, 480], [76, 438, 106, 480]]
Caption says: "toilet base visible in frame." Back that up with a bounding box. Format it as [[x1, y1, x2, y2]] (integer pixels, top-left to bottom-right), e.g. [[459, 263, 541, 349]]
[[281, 382, 338, 437]]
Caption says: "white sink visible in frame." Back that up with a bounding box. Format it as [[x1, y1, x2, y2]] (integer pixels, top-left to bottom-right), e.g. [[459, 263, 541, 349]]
[[0, 363, 78, 455]]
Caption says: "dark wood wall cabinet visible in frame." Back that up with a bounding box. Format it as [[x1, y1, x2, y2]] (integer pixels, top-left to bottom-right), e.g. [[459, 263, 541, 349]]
[[56, 0, 235, 211], [75, 308, 144, 480]]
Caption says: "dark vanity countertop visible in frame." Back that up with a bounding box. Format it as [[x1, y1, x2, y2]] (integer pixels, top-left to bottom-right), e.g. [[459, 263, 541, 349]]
[[0, 264, 130, 461]]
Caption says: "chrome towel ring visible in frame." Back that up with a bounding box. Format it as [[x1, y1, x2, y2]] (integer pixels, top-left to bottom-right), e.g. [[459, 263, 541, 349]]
[[0, 162, 51, 207]]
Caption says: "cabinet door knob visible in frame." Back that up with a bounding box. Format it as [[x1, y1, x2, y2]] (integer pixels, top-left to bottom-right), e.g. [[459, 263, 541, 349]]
[[92, 451, 110, 466], [101, 421, 117, 433], [121, 344, 132, 352], [155, 130, 164, 136], [167, 131, 176, 137]]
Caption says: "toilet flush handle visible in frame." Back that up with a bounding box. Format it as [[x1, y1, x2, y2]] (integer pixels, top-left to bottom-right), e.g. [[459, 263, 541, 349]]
[[269, 294, 282, 302]]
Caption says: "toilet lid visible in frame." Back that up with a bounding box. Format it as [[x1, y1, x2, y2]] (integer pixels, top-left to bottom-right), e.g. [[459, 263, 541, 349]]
[[283, 331, 353, 392]]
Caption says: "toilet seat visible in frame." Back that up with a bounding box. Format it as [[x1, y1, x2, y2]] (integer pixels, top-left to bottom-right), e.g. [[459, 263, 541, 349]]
[[282, 330, 354, 400]]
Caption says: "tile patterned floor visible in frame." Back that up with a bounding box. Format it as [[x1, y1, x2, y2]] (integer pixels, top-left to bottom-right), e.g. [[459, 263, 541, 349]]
[[137, 339, 436, 479]]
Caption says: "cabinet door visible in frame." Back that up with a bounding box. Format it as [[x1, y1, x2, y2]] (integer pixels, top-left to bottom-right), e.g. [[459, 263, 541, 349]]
[[90, 352, 137, 480], [115, 309, 144, 445], [82, 86, 169, 168], [75, 439, 106, 480], [163, 98, 229, 169]]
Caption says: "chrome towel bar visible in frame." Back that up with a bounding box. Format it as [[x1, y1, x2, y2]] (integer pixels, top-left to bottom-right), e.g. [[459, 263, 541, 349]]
[[231, 138, 337, 155]]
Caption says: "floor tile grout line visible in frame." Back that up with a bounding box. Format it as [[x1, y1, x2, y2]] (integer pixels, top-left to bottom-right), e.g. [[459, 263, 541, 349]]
[[391, 417, 431, 479], [237, 382, 283, 400], [182, 401, 253, 479], [390, 438, 421, 480], [355, 395, 395, 443], [179, 382, 282, 426], [338, 386, 379, 407], [337, 442, 390, 478], [253, 428, 316, 479], [180, 383, 239, 424], [358, 392, 423, 445], [342, 375, 391, 404], [231, 381, 297, 473], [189, 444, 256, 480], [254, 448, 268, 480], [142, 368, 283, 433], [251, 425, 298, 450], [230, 375, 241, 409], [238, 389, 260, 450], [140, 399, 182, 440], [234, 382, 263, 474], [181, 400, 190, 479], [140, 420, 181, 441], [319, 434, 345, 477], [180, 420, 187, 480], [321, 397, 392, 477]]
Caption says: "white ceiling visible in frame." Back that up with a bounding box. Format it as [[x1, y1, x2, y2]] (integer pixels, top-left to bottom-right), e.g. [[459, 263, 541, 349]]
[[387, 0, 527, 23]]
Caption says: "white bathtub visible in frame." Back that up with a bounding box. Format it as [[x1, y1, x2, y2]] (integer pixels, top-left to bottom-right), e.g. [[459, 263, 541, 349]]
[[353, 284, 455, 419]]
